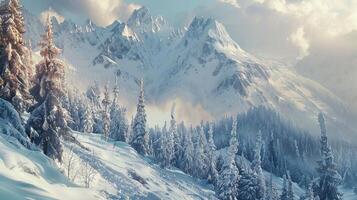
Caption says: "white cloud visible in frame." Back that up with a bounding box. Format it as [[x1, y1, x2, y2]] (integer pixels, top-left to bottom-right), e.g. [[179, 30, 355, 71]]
[[288, 27, 309, 59], [239, 0, 357, 37], [206, 0, 357, 111], [126, 98, 213, 127], [296, 31, 357, 112], [51, 0, 141, 26], [40, 8, 65, 25], [208, 0, 357, 62], [219, 0, 240, 8]]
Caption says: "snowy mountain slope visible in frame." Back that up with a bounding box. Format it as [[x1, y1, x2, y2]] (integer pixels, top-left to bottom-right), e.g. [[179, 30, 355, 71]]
[[0, 100, 100, 199], [0, 97, 216, 199], [68, 132, 218, 200], [5, 124, 345, 200], [149, 16, 353, 135], [0, 129, 102, 200], [23, 9, 43, 48], [24, 7, 357, 137], [0, 122, 216, 200], [0, 99, 354, 199]]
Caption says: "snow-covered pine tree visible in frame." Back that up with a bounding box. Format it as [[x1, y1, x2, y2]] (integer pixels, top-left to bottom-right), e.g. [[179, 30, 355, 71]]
[[281, 174, 289, 200], [148, 129, 156, 156], [315, 113, 342, 200], [300, 183, 316, 200], [150, 125, 161, 158], [216, 119, 239, 200], [26, 16, 68, 161], [193, 125, 209, 178], [237, 130, 268, 200], [176, 122, 186, 168], [157, 122, 167, 167], [82, 103, 94, 133], [164, 109, 175, 167], [207, 123, 218, 185], [101, 83, 111, 140], [266, 173, 279, 200], [0, 0, 31, 112], [127, 115, 134, 143], [267, 131, 278, 173], [86, 82, 103, 133], [237, 167, 258, 200], [164, 122, 175, 167], [251, 130, 266, 200], [170, 103, 181, 167], [287, 171, 295, 200], [294, 140, 300, 159], [130, 79, 149, 155], [181, 126, 194, 174], [109, 79, 128, 142], [68, 93, 81, 131], [79, 97, 87, 129], [86, 81, 101, 107], [207, 123, 216, 152]]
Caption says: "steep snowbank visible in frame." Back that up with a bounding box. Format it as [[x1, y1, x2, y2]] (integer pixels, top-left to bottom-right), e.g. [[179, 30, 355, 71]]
[[0, 133, 102, 200]]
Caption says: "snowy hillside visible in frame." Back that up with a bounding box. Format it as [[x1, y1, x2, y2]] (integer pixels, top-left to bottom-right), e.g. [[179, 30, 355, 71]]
[[0, 128, 102, 199], [0, 123, 216, 199], [23, 7, 356, 137], [0, 97, 214, 199], [5, 127, 342, 200], [67, 132, 217, 199], [0, 99, 216, 199], [0, 92, 355, 200]]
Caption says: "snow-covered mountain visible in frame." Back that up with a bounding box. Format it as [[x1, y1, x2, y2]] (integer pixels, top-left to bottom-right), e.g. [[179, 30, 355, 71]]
[[24, 7, 356, 138]]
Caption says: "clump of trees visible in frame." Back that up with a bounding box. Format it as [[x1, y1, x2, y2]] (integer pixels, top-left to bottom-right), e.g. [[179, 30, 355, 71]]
[[0, 0, 32, 113], [146, 109, 346, 200]]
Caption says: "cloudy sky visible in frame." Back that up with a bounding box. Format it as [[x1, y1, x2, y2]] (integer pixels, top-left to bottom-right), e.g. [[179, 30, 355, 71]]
[[23, 0, 357, 111]]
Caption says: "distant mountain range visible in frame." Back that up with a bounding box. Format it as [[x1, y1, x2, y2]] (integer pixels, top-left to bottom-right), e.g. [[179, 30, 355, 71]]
[[23, 7, 357, 139]]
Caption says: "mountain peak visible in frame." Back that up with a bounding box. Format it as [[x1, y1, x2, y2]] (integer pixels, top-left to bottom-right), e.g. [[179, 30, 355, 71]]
[[186, 17, 227, 39], [127, 6, 166, 33], [183, 16, 243, 54], [84, 19, 97, 32], [190, 17, 216, 28], [127, 6, 151, 27]]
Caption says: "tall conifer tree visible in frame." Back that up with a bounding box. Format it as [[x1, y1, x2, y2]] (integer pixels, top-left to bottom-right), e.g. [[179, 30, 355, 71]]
[[27, 16, 68, 161], [0, 0, 31, 112], [131, 79, 149, 155]]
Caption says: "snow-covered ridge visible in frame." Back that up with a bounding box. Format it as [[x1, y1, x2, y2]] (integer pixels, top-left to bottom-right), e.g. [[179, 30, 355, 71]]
[[24, 7, 357, 138], [127, 6, 167, 34]]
